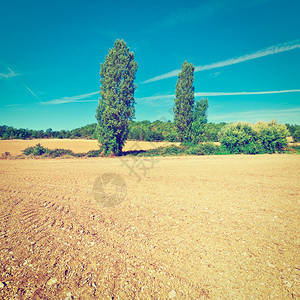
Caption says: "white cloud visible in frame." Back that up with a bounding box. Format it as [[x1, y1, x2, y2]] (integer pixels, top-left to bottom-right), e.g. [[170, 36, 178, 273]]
[[194, 89, 300, 97], [0, 67, 19, 79], [4, 104, 21, 107], [142, 39, 300, 83], [137, 89, 300, 101], [42, 91, 99, 105]]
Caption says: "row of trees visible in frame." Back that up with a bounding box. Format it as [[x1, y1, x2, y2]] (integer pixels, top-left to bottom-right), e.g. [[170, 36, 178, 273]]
[[0, 124, 97, 140], [0, 121, 228, 142], [127, 120, 227, 142]]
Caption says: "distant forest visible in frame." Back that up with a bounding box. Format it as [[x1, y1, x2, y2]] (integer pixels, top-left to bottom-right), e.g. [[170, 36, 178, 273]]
[[0, 121, 299, 142]]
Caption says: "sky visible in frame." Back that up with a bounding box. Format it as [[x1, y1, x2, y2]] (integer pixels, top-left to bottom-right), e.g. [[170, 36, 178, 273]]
[[0, 0, 299, 130]]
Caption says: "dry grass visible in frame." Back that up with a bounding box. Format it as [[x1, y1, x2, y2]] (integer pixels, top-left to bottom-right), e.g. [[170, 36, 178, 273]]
[[0, 154, 299, 299], [0, 139, 179, 156]]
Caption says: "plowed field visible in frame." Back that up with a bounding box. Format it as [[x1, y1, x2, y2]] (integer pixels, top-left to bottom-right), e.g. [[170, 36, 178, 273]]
[[0, 154, 299, 299]]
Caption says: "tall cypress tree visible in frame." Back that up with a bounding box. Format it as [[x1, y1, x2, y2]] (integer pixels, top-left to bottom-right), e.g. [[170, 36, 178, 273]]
[[173, 61, 195, 142], [96, 39, 138, 156]]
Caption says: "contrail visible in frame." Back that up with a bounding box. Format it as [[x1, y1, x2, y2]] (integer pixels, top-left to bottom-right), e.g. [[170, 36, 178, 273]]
[[42, 91, 99, 105], [136, 89, 300, 101], [24, 85, 42, 102], [142, 39, 300, 84], [40, 89, 300, 105]]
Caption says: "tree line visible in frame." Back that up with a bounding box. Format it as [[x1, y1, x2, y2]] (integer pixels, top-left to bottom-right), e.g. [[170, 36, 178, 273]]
[[0, 121, 229, 142], [0, 124, 97, 140]]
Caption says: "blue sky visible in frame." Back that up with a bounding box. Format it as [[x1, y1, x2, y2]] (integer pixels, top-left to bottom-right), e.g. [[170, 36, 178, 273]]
[[0, 0, 299, 130]]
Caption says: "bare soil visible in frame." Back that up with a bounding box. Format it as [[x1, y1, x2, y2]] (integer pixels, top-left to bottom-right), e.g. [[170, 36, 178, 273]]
[[0, 154, 299, 299]]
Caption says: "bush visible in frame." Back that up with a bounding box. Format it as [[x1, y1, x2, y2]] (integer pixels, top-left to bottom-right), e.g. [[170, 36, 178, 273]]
[[22, 144, 79, 158], [129, 145, 184, 157], [293, 130, 300, 142], [218, 121, 289, 154], [185, 143, 213, 155], [22, 146, 35, 155], [218, 122, 260, 154], [86, 150, 103, 157], [253, 121, 289, 153], [126, 143, 225, 157], [1, 152, 12, 159], [22, 143, 47, 156], [287, 145, 300, 154], [48, 148, 75, 158]]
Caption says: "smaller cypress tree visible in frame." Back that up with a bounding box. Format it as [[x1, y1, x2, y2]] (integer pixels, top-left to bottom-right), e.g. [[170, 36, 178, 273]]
[[173, 61, 195, 142]]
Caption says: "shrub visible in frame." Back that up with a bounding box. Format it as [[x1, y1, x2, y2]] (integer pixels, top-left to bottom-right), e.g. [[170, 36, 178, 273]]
[[293, 130, 300, 142], [86, 150, 103, 157], [48, 148, 75, 158], [185, 143, 214, 155], [1, 152, 12, 159], [253, 121, 289, 153], [22, 143, 47, 156], [130, 145, 184, 157], [200, 142, 219, 155], [286, 145, 300, 154], [33, 144, 48, 156], [218, 121, 289, 154], [218, 122, 260, 154], [22, 146, 34, 155], [22, 144, 78, 158]]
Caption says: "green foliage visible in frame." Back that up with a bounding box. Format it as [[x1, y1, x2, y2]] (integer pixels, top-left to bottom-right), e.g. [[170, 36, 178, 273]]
[[286, 124, 300, 142], [253, 121, 289, 153], [174, 61, 195, 142], [184, 142, 224, 155], [0, 121, 227, 143], [131, 145, 184, 157], [22, 144, 84, 158], [286, 145, 300, 154], [126, 142, 227, 157], [293, 130, 300, 142], [86, 150, 103, 157], [218, 121, 289, 154], [127, 120, 179, 142], [191, 98, 208, 143], [48, 148, 77, 158], [96, 39, 138, 156], [0, 124, 97, 140], [23, 143, 47, 156], [218, 122, 263, 154], [285, 124, 300, 143]]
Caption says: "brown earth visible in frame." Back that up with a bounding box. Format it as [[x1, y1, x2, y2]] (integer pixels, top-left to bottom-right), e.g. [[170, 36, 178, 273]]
[[0, 139, 179, 156], [0, 154, 299, 299]]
